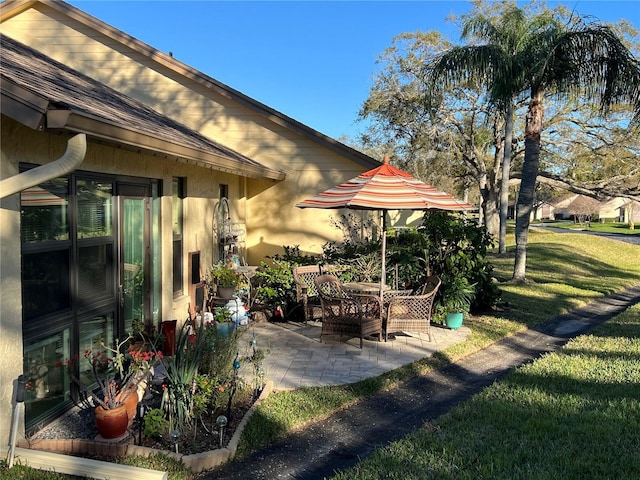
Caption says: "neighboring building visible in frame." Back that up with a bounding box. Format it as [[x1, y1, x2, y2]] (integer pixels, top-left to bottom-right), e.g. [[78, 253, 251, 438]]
[[531, 200, 554, 221], [0, 0, 379, 441], [598, 197, 628, 221], [599, 197, 640, 223], [618, 200, 640, 224], [549, 193, 580, 220], [551, 194, 640, 224], [506, 199, 555, 221]]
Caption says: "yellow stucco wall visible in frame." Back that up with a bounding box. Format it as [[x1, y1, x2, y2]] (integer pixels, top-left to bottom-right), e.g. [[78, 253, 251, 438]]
[[0, 120, 25, 446]]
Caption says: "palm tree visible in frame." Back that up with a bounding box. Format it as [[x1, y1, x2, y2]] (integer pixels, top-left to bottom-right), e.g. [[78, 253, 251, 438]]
[[431, 4, 640, 282], [456, 6, 537, 255]]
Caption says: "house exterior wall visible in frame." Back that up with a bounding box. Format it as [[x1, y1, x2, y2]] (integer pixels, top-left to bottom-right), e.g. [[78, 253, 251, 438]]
[[0, 122, 25, 444], [1, 2, 372, 264], [620, 201, 640, 223], [599, 198, 627, 221], [0, 117, 234, 444]]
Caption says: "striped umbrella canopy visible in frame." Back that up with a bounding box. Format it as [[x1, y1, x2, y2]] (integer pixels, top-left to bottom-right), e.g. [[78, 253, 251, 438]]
[[296, 156, 475, 295], [296, 156, 474, 211]]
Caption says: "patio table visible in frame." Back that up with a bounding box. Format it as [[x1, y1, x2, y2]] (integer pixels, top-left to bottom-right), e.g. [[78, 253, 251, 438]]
[[343, 282, 391, 295], [341, 282, 390, 323]]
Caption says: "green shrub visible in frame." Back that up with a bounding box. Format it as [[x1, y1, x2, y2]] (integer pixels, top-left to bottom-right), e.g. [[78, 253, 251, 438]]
[[253, 258, 298, 318], [143, 407, 169, 439], [421, 211, 501, 314]]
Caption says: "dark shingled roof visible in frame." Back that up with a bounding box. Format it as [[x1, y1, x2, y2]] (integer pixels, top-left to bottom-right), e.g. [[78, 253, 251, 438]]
[[0, 34, 284, 179]]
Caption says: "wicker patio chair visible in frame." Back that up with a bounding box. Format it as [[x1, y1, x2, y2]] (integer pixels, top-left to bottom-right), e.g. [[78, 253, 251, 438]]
[[384, 275, 441, 342], [293, 264, 347, 322], [314, 274, 383, 348]]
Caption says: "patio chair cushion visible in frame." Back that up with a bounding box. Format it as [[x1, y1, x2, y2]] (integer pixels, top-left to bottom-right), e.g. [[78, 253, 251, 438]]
[[314, 274, 382, 349]]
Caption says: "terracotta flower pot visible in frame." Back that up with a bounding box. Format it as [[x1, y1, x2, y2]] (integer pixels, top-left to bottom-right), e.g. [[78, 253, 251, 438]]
[[95, 403, 129, 439], [117, 388, 139, 427]]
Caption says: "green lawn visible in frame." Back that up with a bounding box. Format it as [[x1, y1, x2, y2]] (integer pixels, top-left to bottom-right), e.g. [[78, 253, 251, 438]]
[[331, 302, 640, 480], [537, 220, 640, 236]]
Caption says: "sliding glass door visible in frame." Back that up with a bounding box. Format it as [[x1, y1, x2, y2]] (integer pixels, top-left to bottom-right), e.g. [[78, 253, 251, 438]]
[[120, 196, 150, 337]]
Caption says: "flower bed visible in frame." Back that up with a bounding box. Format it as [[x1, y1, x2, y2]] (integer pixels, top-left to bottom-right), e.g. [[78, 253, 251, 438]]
[[21, 382, 272, 472]]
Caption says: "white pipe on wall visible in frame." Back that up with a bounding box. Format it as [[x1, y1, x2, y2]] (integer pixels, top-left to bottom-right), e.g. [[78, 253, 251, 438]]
[[0, 133, 87, 199]]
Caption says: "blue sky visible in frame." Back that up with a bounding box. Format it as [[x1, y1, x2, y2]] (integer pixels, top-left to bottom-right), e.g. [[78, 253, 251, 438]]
[[68, 1, 639, 140]]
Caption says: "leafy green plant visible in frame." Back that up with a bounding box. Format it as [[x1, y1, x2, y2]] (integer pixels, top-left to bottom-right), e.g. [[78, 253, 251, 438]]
[[385, 228, 432, 289], [190, 373, 216, 440], [198, 322, 242, 383], [65, 335, 162, 410], [160, 320, 204, 432], [207, 263, 241, 287], [212, 306, 233, 323], [143, 407, 169, 439], [437, 274, 476, 315], [253, 259, 298, 316], [421, 211, 501, 313]]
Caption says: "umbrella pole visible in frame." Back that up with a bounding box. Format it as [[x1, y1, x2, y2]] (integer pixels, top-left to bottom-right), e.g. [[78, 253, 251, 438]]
[[380, 211, 387, 302]]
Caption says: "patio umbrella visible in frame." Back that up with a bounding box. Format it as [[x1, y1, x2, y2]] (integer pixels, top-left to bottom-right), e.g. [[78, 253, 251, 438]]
[[296, 156, 475, 295]]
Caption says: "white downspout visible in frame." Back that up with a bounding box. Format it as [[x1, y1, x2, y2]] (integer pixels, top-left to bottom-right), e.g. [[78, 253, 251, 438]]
[[0, 134, 87, 199]]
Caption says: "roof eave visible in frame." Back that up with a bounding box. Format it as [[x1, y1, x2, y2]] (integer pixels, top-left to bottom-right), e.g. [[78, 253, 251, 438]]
[[0, 76, 48, 129], [45, 109, 286, 181]]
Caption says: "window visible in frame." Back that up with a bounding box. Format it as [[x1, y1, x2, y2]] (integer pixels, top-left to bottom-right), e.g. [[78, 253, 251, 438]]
[[78, 314, 114, 388], [20, 169, 154, 429], [21, 177, 116, 319], [78, 244, 113, 300], [77, 179, 114, 305], [22, 249, 71, 320], [23, 327, 71, 428], [172, 178, 184, 295], [21, 178, 69, 243], [21, 178, 72, 320], [20, 178, 71, 320], [76, 179, 112, 238]]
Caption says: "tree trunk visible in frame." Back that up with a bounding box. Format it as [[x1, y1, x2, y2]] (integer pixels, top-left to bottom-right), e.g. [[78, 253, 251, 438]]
[[513, 92, 544, 282], [484, 187, 499, 237], [499, 102, 514, 254], [477, 160, 500, 238]]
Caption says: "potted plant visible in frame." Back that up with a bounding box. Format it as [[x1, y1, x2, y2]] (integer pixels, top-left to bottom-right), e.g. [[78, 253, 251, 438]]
[[212, 306, 235, 337], [208, 262, 241, 299], [65, 336, 163, 438], [130, 317, 162, 350], [440, 275, 476, 329]]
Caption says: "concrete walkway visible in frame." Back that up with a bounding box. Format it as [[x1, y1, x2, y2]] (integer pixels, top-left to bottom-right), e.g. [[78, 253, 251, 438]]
[[237, 320, 471, 390]]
